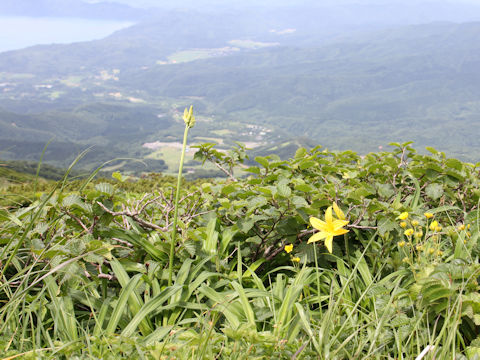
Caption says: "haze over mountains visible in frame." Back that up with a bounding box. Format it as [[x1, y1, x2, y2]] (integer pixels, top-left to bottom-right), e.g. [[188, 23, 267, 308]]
[[1, 0, 480, 173]]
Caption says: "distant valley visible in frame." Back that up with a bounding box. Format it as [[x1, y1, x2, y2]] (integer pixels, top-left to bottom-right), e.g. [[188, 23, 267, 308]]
[[1, 3, 480, 176]]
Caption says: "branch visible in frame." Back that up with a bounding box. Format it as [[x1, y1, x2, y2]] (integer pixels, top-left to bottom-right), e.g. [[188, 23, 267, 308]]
[[62, 209, 91, 234], [97, 201, 166, 231], [212, 160, 237, 181]]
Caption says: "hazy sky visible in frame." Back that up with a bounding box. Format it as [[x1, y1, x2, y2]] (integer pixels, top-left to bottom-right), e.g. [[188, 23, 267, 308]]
[[86, 0, 480, 8]]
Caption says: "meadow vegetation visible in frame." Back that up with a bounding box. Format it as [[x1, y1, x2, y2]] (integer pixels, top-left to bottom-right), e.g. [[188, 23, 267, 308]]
[[1, 124, 480, 359]]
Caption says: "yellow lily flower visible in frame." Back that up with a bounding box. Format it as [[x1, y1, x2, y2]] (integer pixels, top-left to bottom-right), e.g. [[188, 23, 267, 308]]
[[308, 205, 349, 253]]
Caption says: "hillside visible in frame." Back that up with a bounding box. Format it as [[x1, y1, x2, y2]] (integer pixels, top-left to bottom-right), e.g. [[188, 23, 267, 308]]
[[1, 18, 480, 171]]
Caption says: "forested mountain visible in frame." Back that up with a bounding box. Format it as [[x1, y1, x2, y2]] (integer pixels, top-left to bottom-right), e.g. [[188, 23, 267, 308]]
[[1, 6, 480, 171]]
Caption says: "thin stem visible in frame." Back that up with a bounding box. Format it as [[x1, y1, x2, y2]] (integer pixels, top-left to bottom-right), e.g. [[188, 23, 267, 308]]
[[313, 243, 322, 309], [168, 124, 190, 287]]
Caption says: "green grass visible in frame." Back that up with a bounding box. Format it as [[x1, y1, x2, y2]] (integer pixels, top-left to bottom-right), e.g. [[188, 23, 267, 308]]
[[1, 142, 480, 358]]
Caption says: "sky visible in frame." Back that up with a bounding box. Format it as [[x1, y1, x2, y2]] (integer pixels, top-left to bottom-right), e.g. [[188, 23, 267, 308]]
[[85, 0, 480, 8]]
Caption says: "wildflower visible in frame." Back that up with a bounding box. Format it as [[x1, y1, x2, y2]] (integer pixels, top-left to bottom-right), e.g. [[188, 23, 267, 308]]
[[404, 229, 414, 236], [424, 212, 434, 219], [467, 231, 472, 238], [402, 257, 409, 263], [292, 257, 301, 262], [398, 212, 409, 220], [398, 241, 406, 247], [429, 221, 439, 231], [416, 244, 424, 251], [308, 204, 349, 253], [428, 248, 435, 255], [284, 244, 293, 253], [400, 221, 407, 228], [415, 231, 423, 238], [436, 250, 443, 257], [458, 224, 465, 231], [411, 220, 419, 227]]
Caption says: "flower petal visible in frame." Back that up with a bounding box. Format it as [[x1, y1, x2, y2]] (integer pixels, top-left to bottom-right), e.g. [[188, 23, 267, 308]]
[[308, 231, 328, 243], [332, 219, 349, 230], [324, 235, 334, 253], [325, 206, 333, 224], [310, 217, 327, 231], [333, 228, 349, 236], [333, 202, 345, 220]]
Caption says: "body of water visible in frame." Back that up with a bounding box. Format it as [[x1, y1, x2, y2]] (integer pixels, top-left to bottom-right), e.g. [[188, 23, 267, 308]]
[[0, 17, 133, 53]]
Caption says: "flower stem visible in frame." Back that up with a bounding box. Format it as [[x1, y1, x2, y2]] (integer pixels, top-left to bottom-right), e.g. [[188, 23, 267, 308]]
[[313, 243, 322, 310], [168, 124, 190, 287]]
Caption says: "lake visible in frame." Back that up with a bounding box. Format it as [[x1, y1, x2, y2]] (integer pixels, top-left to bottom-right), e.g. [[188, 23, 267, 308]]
[[0, 17, 134, 53]]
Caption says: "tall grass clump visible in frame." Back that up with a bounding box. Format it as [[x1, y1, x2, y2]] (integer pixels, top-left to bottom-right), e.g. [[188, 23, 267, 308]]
[[1, 111, 480, 359]]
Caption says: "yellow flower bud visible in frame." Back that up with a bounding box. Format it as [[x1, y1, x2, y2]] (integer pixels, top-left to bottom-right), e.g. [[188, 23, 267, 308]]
[[416, 244, 424, 251], [400, 221, 407, 228], [402, 257, 409, 263], [429, 221, 439, 231], [458, 224, 465, 231], [428, 248, 435, 255], [467, 231, 472, 238], [436, 250, 443, 257], [292, 257, 300, 263], [424, 212, 434, 219], [415, 231, 423, 238], [404, 229, 414, 236], [398, 241, 406, 248], [183, 105, 195, 128], [411, 220, 419, 227], [398, 212, 409, 220]]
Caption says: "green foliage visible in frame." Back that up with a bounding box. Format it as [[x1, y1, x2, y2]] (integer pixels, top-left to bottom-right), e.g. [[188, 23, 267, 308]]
[[1, 143, 480, 358]]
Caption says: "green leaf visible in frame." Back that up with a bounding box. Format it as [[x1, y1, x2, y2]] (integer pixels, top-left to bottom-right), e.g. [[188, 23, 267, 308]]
[[376, 183, 395, 198], [238, 218, 254, 233], [276, 179, 292, 198], [425, 146, 438, 155], [294, 147, 307, 158], [295, 184, 314, 192], [203, 217, 218, 255], [255, 156, 269, 168], [299, 160, 317, 170], [425, 183, 444, 201], [377, 217, 396, 237], [221, 183, 238, 196], [244, 166, 260, 174], [292, 196, 308, 208], [445, 158, 463, 171], [95, 183, 114, 196]]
